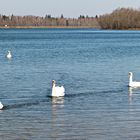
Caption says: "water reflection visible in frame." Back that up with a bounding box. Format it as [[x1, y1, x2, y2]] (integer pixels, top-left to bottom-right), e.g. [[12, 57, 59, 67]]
[[50, 97, 65, 139], [128, 87, 133, 96], [128, 87, 140, 103], [51, 97, 64, 108], [51, 97, 65, 121]]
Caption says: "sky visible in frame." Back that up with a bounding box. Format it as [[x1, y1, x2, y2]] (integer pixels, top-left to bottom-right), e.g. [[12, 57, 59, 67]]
[[0, 0, 139, 18]]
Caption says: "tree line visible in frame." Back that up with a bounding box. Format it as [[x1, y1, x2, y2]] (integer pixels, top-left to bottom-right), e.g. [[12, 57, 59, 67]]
[[0, 14, 99, 28], [98, 8, 140, 29], [1, 8, 140, 29]]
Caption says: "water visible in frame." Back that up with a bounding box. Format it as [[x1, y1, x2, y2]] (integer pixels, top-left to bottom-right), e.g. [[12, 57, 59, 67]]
[[0, 28, 140, 139]]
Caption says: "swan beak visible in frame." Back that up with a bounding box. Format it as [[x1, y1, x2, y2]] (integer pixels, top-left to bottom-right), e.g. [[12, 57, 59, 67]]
[[52, 80, 55, 85], [128, 72, 132, 77]]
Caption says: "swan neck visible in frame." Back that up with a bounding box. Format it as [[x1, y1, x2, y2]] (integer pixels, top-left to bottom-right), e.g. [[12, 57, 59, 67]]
[[52, 82, 55, 88], [52, 83, 55, 96], [129, 75, 133, 84]]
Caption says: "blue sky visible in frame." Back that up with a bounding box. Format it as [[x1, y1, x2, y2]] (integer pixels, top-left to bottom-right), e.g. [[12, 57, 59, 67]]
[[0, 0, 139, 17]]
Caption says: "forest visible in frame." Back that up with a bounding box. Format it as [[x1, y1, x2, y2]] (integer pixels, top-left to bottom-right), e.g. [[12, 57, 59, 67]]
[[98, 8, 140, 29], [0, 14, 99, 28]]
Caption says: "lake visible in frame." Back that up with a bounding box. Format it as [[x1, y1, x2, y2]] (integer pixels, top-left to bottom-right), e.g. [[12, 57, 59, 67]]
[[0, 28, 140, 139]]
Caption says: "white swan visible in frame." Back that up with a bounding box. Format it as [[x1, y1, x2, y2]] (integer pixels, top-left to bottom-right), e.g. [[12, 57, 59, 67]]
[[6, 51, 12, 59], [128, 72, 140, 87], [51, 80, 65, 97], [0, 102, 4, 110]]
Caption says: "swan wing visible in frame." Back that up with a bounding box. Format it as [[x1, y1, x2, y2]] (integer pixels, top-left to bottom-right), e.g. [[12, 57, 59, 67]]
[[129, 81, 140, 87], [0, 102, 3, 109], [55, 86, 65, 96]]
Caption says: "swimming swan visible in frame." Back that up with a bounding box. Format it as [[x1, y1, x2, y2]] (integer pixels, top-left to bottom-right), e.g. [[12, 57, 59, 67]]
[[0, 102, 4, 110], [128, 72, 140, 87], [6, 51, 12, 59], [51, 80, 65, 97]]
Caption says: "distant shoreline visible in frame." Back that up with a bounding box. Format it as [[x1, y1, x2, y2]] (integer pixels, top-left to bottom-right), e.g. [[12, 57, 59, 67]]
[[0, 26, 140, 30], [0, 26, 100, 29]]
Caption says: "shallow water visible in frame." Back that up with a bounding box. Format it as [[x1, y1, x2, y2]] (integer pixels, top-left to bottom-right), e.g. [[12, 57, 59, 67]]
[[0, 28, 140, 139]]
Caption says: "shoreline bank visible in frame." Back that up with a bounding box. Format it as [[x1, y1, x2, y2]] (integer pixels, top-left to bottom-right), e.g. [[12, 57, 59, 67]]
[[1, 26, 140, 30], [0, 26, 100, 29]]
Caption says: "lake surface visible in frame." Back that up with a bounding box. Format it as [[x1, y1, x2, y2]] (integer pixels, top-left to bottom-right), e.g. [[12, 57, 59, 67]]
[[0, 28, 140, 139]]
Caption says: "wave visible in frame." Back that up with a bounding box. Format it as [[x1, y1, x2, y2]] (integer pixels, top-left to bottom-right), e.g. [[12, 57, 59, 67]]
[[1, 88, 125, 110], [2, 98, 49, 110], [66, 88, 124, 98]]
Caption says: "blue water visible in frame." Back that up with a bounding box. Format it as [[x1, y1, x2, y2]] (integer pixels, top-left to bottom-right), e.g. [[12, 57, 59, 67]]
[[0, 28, 140, 139]]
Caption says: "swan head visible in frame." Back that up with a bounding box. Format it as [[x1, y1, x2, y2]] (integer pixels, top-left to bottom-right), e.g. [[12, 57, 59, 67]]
[[7, 50, 11, 54], [129, 72, 133, 77], [52, 80, 56, 86]]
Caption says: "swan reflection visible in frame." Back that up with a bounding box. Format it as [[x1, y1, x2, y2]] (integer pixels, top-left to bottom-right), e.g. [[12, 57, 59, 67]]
[[50, 97, 65, 139], [51, 97, 64, 108], [128, 87, 140, 103], [128, 87, 140, 95], [128, 87, 133, 97]]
